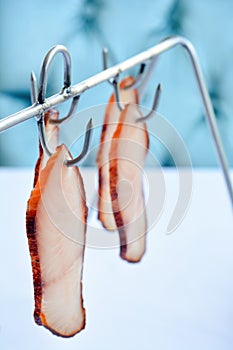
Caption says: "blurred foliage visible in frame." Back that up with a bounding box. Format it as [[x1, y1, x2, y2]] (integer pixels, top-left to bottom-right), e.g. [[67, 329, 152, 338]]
[[73, 0, 117, 64], [150, 0, 186, 38], [75, 0, 105, 34]]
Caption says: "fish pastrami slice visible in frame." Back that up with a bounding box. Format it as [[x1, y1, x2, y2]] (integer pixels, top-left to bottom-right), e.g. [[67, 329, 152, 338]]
[[96, 77, 138, 231], [26, 144, 87, 337], [109, 104, 149, 263]]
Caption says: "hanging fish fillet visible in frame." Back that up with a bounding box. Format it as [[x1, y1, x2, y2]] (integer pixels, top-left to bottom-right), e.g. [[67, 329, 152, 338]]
[[109, 104, 149, 263], [26, 144, 87, 337], [33, 109, 59, 186], [96, 77, 138, 230]]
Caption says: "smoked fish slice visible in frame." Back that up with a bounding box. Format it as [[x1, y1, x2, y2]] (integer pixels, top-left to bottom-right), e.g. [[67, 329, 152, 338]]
[[109, 104, 149, 262], [26, 144, 87, 337], [96, 77, 138, 230]]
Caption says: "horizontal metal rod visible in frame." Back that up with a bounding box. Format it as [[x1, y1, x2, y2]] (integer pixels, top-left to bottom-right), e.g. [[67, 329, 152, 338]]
[[0, 36, 195, 132], [0, 35, 232, 209]]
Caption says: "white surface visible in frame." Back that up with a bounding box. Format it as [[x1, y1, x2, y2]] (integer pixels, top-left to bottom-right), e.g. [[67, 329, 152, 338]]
[[0, 168, 233, 350]]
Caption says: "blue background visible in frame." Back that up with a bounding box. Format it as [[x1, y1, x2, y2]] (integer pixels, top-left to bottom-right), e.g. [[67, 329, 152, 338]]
[[0, 0, 233, 167]]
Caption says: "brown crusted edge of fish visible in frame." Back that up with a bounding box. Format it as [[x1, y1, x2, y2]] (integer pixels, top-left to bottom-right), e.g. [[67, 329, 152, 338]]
[[109, 109, 128, 259], [109, 105, 149, 263], [97, 77, 138, 230], [26, 144, 87, 337]]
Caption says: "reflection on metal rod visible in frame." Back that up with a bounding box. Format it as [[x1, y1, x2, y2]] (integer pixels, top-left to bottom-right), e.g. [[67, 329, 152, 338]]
[[0, 36, 232, 207]]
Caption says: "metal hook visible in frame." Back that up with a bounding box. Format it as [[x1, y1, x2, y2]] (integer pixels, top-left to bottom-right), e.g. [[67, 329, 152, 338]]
[[37, 45, 80, 125], [31, 69, 80, 124], [37, 115, 93, 167], [38, 45, 71, 105], [102, 48, 161, 120], [35, 45, 93, 166], [112, 74, 124, 111], [123, 63, 147, 90], [136, 83, 162, 122], [30, 71, 38, 104], [102, 48, 124, 111], [49, 95, 80, 125], [65, 118, 93, 166], [102, 47, 146, 90]]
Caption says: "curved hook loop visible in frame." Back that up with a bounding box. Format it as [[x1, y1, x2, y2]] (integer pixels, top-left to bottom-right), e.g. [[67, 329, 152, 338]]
[[136, 83, 162, 122], [103, 69, 161, 122], [49, 95, 80, 125], [111, 79, 161, 122], [37, 115, 93, 167], [102, 48, 161, 120], [37, 45, 80, 125], [31, 73, 79, 126], [66, 118, 94, 166], [38, 45, 71, 105], [35, 45, 93, 166]]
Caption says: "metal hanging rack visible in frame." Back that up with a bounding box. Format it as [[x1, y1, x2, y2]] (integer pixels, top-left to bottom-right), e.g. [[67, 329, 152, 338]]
[[0, 35, 232, 208]]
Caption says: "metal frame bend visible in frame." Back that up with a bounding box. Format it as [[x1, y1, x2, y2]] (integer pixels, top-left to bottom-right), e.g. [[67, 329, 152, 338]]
[[0, 36, 232, 207]]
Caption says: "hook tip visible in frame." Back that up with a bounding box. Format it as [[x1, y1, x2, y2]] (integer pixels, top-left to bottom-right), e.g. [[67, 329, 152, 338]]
[[65, 117, 94, 167], [87, 117, 94, 129], [30, 71, 36, 82], [102, 48, 109, 71], [153, 83, 162, 106], [157, 83, 162, 92], [30, 71, 38, 105]]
